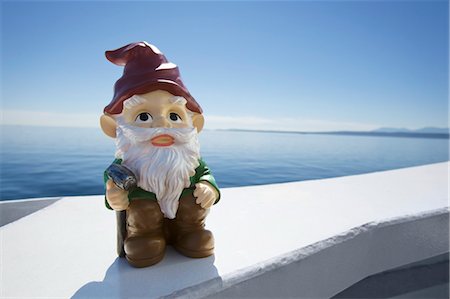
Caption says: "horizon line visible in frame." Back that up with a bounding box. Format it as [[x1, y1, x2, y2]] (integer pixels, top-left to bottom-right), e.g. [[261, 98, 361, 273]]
[[1, 123, 449, 135], [1, 109, 447, 133]]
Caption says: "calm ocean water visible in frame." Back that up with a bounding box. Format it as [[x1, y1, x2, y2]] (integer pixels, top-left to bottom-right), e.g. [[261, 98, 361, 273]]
[[0, 125, 448, 201]]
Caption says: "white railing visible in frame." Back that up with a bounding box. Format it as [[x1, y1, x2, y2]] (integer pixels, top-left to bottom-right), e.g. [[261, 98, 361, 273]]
[[1, 162, 448, 298]]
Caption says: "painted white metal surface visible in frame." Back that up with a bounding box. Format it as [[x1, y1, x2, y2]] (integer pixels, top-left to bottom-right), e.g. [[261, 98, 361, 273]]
[[0, 162, 448, 298]]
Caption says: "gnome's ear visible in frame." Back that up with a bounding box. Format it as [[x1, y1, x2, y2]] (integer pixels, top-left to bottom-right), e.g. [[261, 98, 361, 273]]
[[100, 114, 117, 138], [192, 113, 205, 133]]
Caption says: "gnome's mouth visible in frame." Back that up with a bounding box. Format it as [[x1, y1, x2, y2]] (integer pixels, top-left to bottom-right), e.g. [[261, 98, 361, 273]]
[[150, 134, 175, 147]]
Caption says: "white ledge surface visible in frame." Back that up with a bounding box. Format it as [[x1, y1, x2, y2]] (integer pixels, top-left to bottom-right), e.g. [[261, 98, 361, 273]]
[[1, 162, 449, 298]]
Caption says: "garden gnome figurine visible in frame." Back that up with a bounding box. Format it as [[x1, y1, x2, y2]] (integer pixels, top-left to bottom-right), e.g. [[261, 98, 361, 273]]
[[100, 41, 220, 268]]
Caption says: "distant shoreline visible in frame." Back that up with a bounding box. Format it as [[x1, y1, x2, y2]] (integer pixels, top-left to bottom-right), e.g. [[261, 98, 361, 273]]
[[1, 124, 448, 139], [218, 129, 450, 139]]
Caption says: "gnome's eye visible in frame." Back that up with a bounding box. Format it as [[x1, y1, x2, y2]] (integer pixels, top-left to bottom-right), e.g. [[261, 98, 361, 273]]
[[135, 112, 153, 123], [168, 112, 182, 123]]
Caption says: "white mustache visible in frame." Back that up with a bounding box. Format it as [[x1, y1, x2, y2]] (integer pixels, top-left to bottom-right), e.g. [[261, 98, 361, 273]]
[[117, 124, 197, 145]]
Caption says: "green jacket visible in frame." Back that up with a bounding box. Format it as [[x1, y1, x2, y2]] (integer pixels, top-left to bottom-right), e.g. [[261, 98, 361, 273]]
[[104, 158, 220, 210]]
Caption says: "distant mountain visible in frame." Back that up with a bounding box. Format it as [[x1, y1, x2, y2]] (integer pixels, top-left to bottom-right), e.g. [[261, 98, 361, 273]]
[[223, 127, 449, 139], [414, 127, 449, 134], [374, 127, 449, 134], [374, 127, 412, 133]]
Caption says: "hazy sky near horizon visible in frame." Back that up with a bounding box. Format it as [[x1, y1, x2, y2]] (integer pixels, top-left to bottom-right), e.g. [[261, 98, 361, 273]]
[[1, 0, 448, 131]]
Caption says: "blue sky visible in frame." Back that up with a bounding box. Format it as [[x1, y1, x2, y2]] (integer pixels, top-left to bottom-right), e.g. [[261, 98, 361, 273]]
[[1, 0, 448, 131]]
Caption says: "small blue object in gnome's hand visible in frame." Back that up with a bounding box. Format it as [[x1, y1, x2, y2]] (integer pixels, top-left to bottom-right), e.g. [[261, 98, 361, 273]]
[[105, 164, 137, 192], [99, 41, 221, 268]]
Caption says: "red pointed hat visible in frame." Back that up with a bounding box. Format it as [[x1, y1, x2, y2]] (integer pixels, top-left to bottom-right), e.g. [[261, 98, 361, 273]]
[[104, 41, 202, 114]]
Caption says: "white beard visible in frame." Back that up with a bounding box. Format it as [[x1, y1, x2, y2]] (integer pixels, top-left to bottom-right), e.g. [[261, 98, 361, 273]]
[[115, 123, 200, 219]]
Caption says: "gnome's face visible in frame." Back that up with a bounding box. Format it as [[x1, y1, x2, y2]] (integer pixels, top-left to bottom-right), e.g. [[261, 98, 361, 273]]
[[100, 89, 205, 218], [100, 90, 205, 137]]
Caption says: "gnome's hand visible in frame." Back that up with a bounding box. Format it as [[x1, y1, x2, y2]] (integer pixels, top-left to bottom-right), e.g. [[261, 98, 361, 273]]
[[106, 180, 129, 211], [194, 182, 219, 209]]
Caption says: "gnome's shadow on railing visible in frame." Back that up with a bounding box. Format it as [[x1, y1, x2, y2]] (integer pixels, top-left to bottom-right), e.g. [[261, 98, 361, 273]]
[[72, 247, 220, 298]]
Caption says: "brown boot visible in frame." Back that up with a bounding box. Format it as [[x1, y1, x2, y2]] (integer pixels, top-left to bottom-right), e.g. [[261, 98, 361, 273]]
[[172, 195, 214, 258], [124, 199, 166, 267]]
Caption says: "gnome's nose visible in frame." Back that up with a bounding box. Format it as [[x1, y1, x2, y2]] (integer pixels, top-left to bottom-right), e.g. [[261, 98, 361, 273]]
[[152, 116, 171, 128]]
